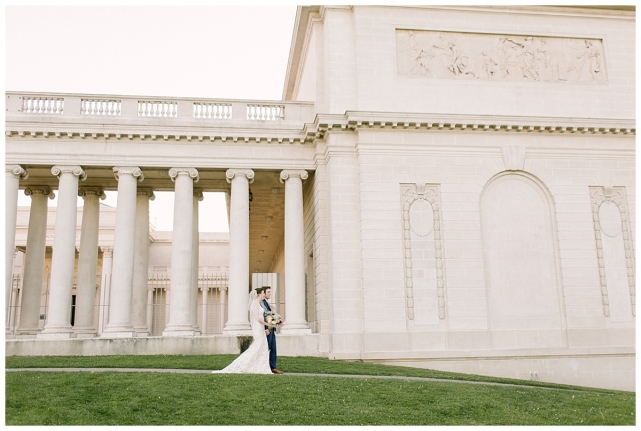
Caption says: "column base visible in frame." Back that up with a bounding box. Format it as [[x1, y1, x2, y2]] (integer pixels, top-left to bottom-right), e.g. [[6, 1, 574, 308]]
[[223, 321, 252, 335], [15, 326, 42, 335], [280, 322, 312, 335], [162, 328, 196, 337], [37, 331, 76, 340], [102, 324, 136, 338], [101, 331, 136, 338], [74, 326, 97, 337]]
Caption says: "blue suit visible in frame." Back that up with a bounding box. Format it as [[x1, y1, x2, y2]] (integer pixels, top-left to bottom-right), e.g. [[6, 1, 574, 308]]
[[262, 299, 278, 370]]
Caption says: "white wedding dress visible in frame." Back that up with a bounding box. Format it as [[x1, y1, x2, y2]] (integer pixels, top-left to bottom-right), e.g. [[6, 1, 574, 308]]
[[212, 297, 272, 374]]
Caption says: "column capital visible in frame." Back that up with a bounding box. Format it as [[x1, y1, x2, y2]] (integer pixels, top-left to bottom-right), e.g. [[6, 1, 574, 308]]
[[226, 168, 254, 184], [78, 187, 106, 199], [169, 167, 199, 183], [100, 246, 114, 258], [113, 166, 144, 182], [193, 188, 204, 201], [52, 165, 86, 181], [137, 188, 156, 200], [24, 186, 55, 199], [280, 169, 308, 183], [6, 164, 28, 180]]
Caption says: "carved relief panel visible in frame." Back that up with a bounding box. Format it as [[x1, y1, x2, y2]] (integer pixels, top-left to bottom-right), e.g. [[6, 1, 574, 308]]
[[397, 29, 607, 83], [400, 183, 445, 324], [589, 186, 635, 320]]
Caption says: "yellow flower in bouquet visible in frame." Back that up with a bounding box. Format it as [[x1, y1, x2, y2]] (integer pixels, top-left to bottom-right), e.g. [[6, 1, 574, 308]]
[[264, 311, 283, 330]]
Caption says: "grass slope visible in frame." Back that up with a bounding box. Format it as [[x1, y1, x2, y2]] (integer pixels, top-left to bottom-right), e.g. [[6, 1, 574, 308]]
[[5, 355, 635, 426]]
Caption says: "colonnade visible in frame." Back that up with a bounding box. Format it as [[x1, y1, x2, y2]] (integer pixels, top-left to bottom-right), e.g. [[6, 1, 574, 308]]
[[5, 164, 311, 338]]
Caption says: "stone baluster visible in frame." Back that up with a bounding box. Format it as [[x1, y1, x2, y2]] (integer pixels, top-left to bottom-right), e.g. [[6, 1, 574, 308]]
[[97, 246, 113, 334], [163, 167, 199, 336], [74, 187, 105, 336], [280, 170, 311, 333], [223, 169, 254, 333], [39, 166, 86, 338], [103, 167, 144, 337], [131, 188, 155, 336], [6, 165, 28, 333], [17, 186, 54, 334]]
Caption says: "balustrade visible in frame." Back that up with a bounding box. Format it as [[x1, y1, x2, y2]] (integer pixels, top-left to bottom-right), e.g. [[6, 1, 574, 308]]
[[247, 104, 284, 121], [22, 97, 64, 114], [81, 99, 121, 116], [138, 101, 178, 118], [193, 102, 232, 120]]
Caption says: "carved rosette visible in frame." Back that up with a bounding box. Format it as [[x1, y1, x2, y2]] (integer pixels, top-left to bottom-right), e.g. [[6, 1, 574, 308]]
[[400, 183, 446, 320], [52, 165, 86, 181], [78, 187, 106, 200], [113, 166, 144, 182], [24, 186, 55, 200], [169, 167, 199, 183], [225, 168, 255, 184], [7, 165, 28, 180], [279, 169, 309, 183], [589, 186, 635, 316]]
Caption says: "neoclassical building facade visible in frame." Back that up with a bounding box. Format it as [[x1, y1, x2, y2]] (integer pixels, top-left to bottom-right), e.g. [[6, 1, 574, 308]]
[[5, 6, 635, 391]]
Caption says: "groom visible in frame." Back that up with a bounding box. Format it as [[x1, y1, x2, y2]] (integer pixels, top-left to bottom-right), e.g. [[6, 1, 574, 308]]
[[259, 286, 283, 374]]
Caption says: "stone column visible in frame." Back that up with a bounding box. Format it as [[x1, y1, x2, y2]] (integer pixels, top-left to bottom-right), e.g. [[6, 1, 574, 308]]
[[74, 187, 105, 336], [280, 170, 311, 333], [39, 166, 86, 338], [201, 287, 209, 333], [219, 287, 227, 333], [223, 169, 254, 333], [6, 165, 28, 331], [17, 186, 54, 334], [97, 246, 113, 334], [103, 166, 144, 337], [191, 189, 203, 333], [131, 188, 155, 336], [163, 167, 199, 336]]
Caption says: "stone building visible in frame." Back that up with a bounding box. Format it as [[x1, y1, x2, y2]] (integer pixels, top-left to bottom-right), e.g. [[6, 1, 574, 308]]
[[5, 5, 635, 391]]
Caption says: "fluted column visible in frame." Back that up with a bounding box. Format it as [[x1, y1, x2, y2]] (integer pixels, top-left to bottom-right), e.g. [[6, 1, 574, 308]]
[[280, 170, 311, 333], [17, 186, 54, 334], [39, 166, 86, 338], [6, 165, 28, 333], [163, 167, 199, 336], [223, 168, 254, 333], [219, 287, 227, 333], [201, 287, 209, 333], [74, 187, 105, 336], [103, 166, 144, 337], [191, 189, 203, 333], [97, 246, 113, 334], [131, 188, 155, 335]]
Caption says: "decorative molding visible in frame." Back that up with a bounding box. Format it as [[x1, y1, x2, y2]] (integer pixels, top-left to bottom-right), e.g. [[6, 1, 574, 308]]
[[78, 187, 106, 200], [51, 165, 86, 181], [397, 29, 607, 83], [225, 168, 255, 184], [24, 186, 55, 199], [502, 145, 526, 171], [6, 165, 28, 180], [137, 188, 156, 200], [168, 167, 199, 183], [589, 186, 635, 317], [100, 246, 114, 258], [113, 166, 144, 182], [193, 188, 204, 201], [400, 183, 446, 321], [279, 169, 309, 183]]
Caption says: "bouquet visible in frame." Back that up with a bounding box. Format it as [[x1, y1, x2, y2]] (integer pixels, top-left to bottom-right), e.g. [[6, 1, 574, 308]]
[[264, 311, 283, 331]]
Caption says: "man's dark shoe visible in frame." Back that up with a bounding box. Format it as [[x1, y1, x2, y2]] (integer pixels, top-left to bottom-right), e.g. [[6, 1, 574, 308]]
[[271, 368, 283, 374]]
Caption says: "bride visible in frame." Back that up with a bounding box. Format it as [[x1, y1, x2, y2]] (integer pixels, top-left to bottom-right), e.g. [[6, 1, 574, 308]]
[[212, 288, 272, 374]]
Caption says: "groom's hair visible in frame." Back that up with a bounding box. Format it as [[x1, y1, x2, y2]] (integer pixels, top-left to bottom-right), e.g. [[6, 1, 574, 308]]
[[255, 286, 267, 294]]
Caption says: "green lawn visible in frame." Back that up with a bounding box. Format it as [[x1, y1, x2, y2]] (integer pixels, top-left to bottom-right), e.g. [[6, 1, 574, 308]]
[[5, 355, 635, 426]]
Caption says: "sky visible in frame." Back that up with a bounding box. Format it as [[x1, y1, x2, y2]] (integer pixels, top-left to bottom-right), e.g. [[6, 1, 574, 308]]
[[6, 4, 299, 232]]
